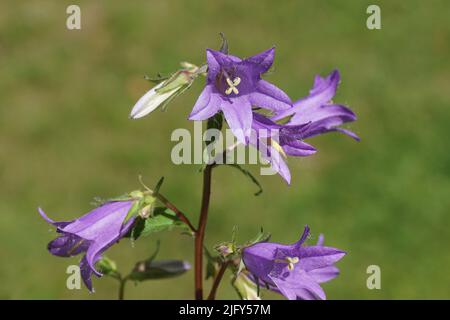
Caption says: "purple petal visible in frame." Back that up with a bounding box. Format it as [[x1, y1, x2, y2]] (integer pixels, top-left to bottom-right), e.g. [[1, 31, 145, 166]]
[[272, 69, 340, 121], [61, 201, 133, 240], [295, 225, 311, 247], [250, 80, 291, 112], [281, 138, 317, 157], [336, 128, 360, 141], [290, 104, 356, 127], [308, 265, 340, 283], [39, 207, 72, 229], [316, 234, 325, 246], [296, 246, 346, 272], [245, 47, 275, 74], [220, 97, 252, 144], [270, 271, 326, 300], [80, 255, 97, 292], [188, 86, 220, 120], [206, 49, 222, 80], [48, 234, 90, 257]]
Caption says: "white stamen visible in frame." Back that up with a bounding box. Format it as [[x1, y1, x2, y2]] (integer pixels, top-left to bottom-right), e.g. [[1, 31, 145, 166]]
[[225, 77, 241, 95]]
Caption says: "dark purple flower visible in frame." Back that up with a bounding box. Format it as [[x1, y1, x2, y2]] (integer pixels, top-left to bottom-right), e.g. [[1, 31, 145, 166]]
[[250, 69, 358, 184], [39, 201, 135, 292], [189, 48, 292, 144], [242, 226, 345, 300]]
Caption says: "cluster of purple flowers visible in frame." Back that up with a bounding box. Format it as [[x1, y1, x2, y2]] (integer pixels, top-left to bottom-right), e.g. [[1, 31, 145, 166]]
[[192, 47, 358, 183]]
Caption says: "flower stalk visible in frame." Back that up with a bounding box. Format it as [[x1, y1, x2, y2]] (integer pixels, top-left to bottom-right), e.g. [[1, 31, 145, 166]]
[[194, 164, 213, 299]]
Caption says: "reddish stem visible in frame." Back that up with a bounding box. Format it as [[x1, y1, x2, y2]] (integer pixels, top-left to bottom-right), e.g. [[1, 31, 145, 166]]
[[194, 164, 213, 300]]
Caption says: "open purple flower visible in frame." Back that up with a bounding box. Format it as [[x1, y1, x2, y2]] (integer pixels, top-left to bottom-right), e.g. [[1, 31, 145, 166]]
[[250, 69, 359, 184], [250, 112, 317, 184], [242, 226, 345, 300], [39, 201, 135, 291], [273, 69, 359, 140], [189, 48, 292, 144]]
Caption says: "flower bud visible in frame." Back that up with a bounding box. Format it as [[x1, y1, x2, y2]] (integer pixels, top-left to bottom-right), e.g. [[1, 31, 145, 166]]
[[130, 63, 199, 119]]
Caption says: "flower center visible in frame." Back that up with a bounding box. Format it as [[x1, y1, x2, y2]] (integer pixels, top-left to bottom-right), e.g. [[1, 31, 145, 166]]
[[274, 256, 300, 271], [286, 256, 299, 270], [225, 77, 241, 95]]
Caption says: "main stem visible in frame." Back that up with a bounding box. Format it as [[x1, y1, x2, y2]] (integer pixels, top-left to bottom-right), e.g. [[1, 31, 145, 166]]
[[194, 164, 213, 300]]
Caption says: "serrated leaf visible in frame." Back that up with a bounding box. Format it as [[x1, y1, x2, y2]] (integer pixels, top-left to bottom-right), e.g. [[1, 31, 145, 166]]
[[227, 164, 263, 196]]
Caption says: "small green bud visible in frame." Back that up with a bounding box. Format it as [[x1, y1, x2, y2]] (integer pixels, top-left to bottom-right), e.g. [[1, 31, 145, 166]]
[[97, 257, 118, 276], [215, 242, 235, 258]]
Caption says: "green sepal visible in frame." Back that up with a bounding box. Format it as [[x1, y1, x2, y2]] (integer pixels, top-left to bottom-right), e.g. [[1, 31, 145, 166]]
[[243, 227, 271, 247]]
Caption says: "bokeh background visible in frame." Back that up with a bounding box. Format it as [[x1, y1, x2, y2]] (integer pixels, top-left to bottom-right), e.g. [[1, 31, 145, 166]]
[[1, 0, 449, 299]]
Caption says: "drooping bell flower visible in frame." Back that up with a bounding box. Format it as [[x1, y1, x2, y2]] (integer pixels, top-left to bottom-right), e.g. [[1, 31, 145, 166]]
[[250, 69, 358, 184], [273, 69, 359, 140], [189, 48, 292, 144], [242, 226, 345, 300], [250, 112, 317, 184], [39, 201, 136, 291]]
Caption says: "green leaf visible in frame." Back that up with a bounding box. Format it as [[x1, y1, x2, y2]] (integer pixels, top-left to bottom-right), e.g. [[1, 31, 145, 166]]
[[130, 207, 190, 239], [226, 164, 263, 196], [128, 259, 191, 282]]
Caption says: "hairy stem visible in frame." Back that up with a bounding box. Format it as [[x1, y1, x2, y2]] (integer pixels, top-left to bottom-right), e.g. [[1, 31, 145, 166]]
[[194, 164, 213, 299], [207, 260, 230, 300]]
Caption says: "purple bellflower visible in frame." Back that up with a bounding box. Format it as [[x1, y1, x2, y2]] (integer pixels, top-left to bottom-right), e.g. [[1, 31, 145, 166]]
[[250, 69, 359, 184], [39, 201, 136, 291], [189, 48, 292, 144], [242, 226, 345, 300], [273, 69, 359, 140]]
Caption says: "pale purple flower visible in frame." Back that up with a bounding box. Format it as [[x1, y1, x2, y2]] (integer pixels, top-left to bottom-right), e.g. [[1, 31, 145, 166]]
[[273, 69, 359, 140], [242, 226, 345, 300], [251, 69, 359, 184], [39, 201, 135, 291], [189, 48, 292, 144]]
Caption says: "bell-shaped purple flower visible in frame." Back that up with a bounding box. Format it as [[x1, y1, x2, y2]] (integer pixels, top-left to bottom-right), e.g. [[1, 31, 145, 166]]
[[242, 226, 345, 300], [189, 48, 292, 144], [273, 69, 359, 140], [250, 69, 359, 184], [39, 201, 136, 291]]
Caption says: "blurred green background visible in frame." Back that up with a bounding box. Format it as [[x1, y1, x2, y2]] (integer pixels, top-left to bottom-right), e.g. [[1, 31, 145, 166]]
[[1, 0, 449, 299]]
